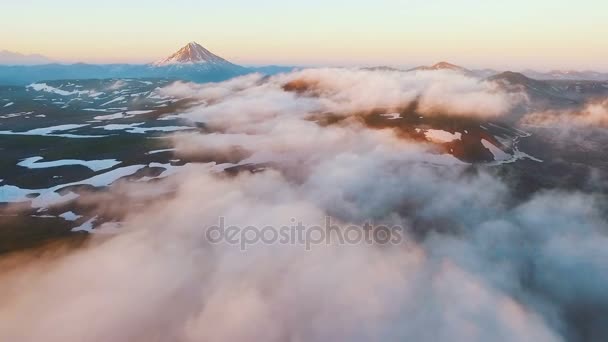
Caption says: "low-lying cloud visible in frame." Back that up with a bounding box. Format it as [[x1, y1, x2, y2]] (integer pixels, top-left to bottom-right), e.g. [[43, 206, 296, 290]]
[[523, 98, 608, 128], [162, 68, 525, 126], [0, 68, 605, 342]]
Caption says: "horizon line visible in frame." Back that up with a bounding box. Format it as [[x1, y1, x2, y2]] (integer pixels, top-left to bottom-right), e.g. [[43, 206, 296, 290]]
[[2, 59, 608, 74]]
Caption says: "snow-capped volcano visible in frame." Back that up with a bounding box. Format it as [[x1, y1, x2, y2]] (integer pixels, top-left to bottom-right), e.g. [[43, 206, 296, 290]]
[[148, 41, 248, 82], [153, 42, 233, 66]]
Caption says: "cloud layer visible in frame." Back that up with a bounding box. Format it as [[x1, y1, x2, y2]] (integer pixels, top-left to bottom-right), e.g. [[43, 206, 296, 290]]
[[0, 69, 606, 342], [523, 98, 608, 128]]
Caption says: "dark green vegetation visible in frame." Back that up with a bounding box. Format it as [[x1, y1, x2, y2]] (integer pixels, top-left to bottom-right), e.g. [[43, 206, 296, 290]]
[[0, 79, 195, 253]]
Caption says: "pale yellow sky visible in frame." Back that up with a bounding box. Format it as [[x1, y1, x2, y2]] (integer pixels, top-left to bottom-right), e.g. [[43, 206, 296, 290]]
[[2, 0, 607, 71]]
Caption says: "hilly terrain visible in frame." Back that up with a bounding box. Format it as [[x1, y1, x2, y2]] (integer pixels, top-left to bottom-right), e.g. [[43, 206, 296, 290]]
[[0, 42, 294, 85]]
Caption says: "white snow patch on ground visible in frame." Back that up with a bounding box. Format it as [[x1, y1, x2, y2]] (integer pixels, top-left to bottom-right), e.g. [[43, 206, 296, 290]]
[[83, 107, 127, 112], [100, 96, 126, 107], [94, 110, 154, 121], [60, 211, 82, 221], [0, 124, 107, 138], [132, 126, 193, 133], [126, 110, 154, 115], [0, 112, 33, 119], [481, 139, 511, 161], [380, 113, 402, 120], [94, 123, 193, 134], [1, 124, 86, 134], [27, 83, 93, 97], [137, 162, 190, 182], [72, 216, 97, 233], [60, 165, 146, 189], [0, 185, 37, 203], [483, 139, 543, 166], [94, 113, 126, 120], [18, 156, 121, 172], [157, 114, 182, 121], [516, 151, 543, 163], [146, 148, 176, 155], [424, 129, 462, 143], [0, 164, 146, 207], [95, 123, 145, 130], [31, 191, 80, 208]]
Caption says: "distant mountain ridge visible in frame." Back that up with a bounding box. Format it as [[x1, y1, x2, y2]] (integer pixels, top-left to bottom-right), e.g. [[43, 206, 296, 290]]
[[359, 64, 608, 110], [1, 46, 608, 85], [0, 42, 252, 85], [0, 50, 54, 65], [402, 62, 608, 81], [488, 71, 608, 109], [521, 69, 608, 81], [408, 61, 471, 73], [0, 42, 303, 85]]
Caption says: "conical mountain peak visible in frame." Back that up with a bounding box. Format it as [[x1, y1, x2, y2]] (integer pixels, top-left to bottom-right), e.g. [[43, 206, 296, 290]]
[[154, 42, 231, 66]]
